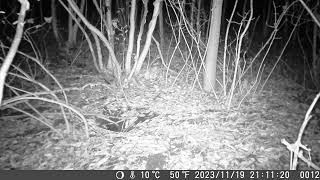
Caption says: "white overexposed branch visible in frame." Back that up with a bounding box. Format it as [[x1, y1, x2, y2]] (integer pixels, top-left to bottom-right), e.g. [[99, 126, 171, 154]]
[[0, 0, 30, 106]]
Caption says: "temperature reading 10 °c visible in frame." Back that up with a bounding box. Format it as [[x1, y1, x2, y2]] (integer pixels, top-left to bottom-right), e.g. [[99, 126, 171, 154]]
[[140, 171, 160, 179]]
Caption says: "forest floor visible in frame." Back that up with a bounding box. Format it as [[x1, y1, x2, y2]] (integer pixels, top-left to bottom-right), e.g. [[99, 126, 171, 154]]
[[0, 47, 320, 170]]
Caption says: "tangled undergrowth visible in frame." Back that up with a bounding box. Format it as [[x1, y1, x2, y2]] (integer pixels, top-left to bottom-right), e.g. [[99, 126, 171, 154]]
[[0, 62, 319, 170]]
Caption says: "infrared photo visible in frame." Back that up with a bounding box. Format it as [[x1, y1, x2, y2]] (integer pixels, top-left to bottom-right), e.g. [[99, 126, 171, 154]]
[[1, 0, 320, 172]]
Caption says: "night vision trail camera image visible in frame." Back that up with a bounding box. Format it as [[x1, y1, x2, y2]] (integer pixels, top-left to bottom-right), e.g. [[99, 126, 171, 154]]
[[0, 0, 319, 171]]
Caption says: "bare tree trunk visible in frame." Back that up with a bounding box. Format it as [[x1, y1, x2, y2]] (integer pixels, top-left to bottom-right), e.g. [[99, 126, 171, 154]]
[[67, 2, 73, 45], [263, 0, 272, 36], [51, 0, 61, 45], [158, 0, 164, 51], [283, 0, 289, 38], [203, 0, 223, 91], [134, 0, 149, 63], [67, 0, 85, 47], [106, 0, 115, 70], [40, 0, 43, 21], [262, 0, 267, 35], [221, 0, 227, 33], [128, 0, 162, 79], [312, 22, 320, 88], [115, 0, 127, 63], [125, 0, 130, 28], [125, 0, 137, 74], [115, 0, 120, 13], [196, 0, 202, 35], [206, 0, 212, 41], [71, 0, 85, 44], [191, 0, 195, 29], [93, 34, 104, 71], [92, 0, 108, 71], [313, 22, 317, 70]]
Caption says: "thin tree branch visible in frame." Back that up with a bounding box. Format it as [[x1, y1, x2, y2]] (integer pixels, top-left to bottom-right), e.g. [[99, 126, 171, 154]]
[[0, 0, 30, 106]]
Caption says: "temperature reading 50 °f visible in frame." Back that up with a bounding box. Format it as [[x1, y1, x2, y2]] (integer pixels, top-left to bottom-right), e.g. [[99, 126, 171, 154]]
[[170, 171, 190, 179], [141, 171, 160, 179]]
